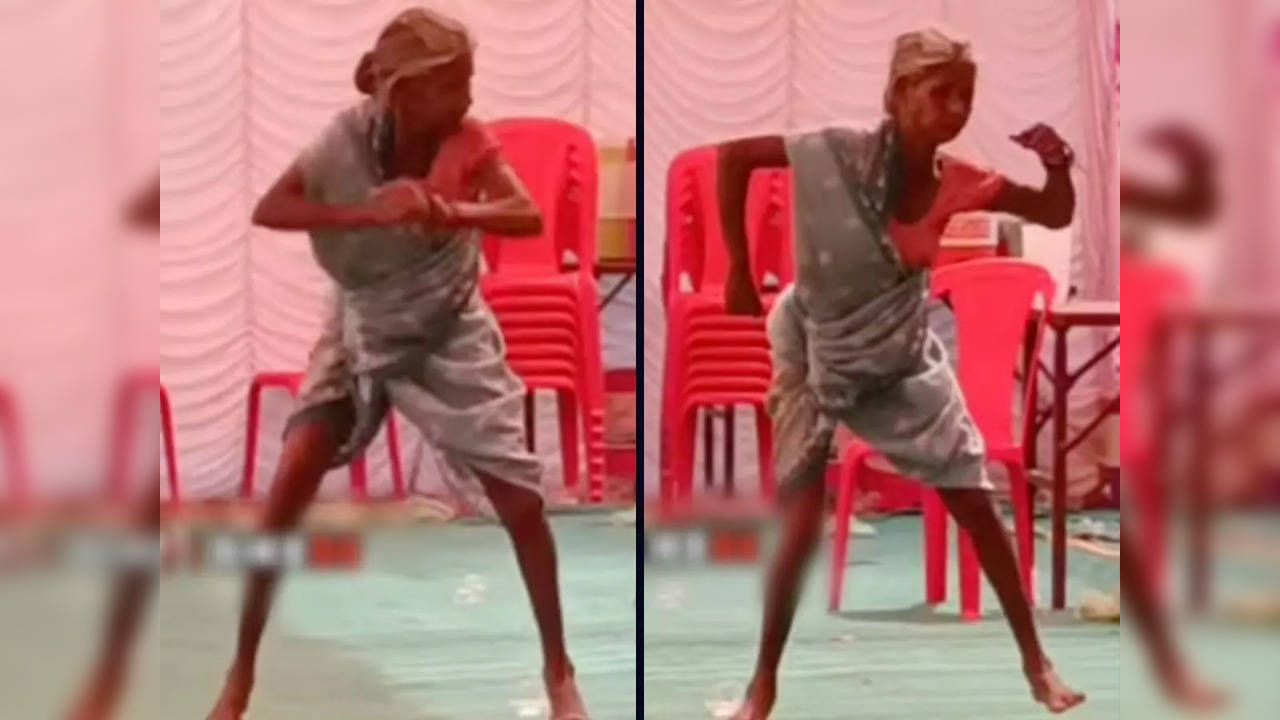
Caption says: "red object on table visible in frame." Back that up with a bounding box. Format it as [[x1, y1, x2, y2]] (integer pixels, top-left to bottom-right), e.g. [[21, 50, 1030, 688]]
[[482, 118, 606, 502], [240, 372, 404, 501], [935, 243, 997, 267], [829, 259, 1053, 620]]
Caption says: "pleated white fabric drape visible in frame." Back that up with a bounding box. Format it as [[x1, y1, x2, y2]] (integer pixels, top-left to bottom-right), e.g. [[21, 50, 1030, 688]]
[[642, 0, 1117, 496], [161, 0, 635, 500]]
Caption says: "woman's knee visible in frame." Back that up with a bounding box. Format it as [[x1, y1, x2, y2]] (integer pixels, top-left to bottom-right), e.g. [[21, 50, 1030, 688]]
[[482, 476, 545, 528], [283, 402, 354, 460], [936, 486, 994, 520]]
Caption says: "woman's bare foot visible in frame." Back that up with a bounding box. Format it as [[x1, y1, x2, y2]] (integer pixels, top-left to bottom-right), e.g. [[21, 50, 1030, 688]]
[[730, 676, 776, 720], [545, 664, 590, 719], [1026, 664, 1086, 714], [206, 667, 252, 720], [1160, 665, 1228, 713]]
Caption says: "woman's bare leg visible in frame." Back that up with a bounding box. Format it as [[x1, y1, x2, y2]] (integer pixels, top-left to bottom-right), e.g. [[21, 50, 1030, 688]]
[[937, 487, 1085, 713], [1120, 523, 1226, 710], [732, 475, 826, 720], [206, 418, 342, 720], [476, 474, 587, 718], [64, 489, 161, 720]]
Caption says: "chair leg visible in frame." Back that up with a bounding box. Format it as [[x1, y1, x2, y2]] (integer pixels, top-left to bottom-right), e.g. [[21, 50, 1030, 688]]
[[524, 391, 535, 452], [659, 397, 676, 510], [828, 456, 859, 613], [1133, 466, 1168, 598], [107, 382, 137, 502], [754, 405, 776, 500], [923, 489, 948, 605], [576, 280, 608, 501], [241, 384, 262, 499], [958, 525, 982, 621], [557, 389, 580, 494], [675, 408, 700, 504], [724, 405, 735, 498], [159, 386, 180, 505], [1004, 460, 1035, 601], [349, 456, 368, 501], [702, 411, 715, 490], [386, 413, 405, 500]]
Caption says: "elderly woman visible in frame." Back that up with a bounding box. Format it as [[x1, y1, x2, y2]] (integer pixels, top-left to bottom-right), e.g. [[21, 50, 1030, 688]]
[[716, 28, 1083, 718], [206, 8, 589, 719]]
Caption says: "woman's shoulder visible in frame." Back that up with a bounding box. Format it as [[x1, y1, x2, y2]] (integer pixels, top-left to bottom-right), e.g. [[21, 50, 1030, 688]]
[[788, 120, 887, 146], [299, 101, 374, 179], [936, 153, 1006, 209], [451, 117, 498, 147], [445, 117, 501, 167], [937, 153, 997, 179], [325, 100, 375, 131]]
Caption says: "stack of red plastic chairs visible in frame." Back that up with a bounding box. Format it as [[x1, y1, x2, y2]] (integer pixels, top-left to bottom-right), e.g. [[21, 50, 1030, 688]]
[[658, 145, 793, 510], [482, 118, 605, 503]]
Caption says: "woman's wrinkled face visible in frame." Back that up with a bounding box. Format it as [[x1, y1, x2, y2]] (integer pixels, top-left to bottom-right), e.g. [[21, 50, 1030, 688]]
[[890, 60, 976, 145], [389, 54, 473, 135]]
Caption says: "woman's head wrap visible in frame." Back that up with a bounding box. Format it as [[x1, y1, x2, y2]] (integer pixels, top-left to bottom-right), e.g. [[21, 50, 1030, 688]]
[[884, 27, 973, 112], [354, 7, 475, 106]]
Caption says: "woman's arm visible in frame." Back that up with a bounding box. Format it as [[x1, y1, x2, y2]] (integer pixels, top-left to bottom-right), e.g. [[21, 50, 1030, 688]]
[[1121, 125, 1216, 225], [988, 164, 1074, 230], [987, 123, 1075, 230], [448, 159, 543, 237], [128, 177, 159, 229], [717, 135, 789, 315], [252, 164, 390, 231]]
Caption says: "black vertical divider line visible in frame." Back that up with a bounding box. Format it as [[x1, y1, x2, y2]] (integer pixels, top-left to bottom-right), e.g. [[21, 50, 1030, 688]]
[[634, 1, 646, 717]]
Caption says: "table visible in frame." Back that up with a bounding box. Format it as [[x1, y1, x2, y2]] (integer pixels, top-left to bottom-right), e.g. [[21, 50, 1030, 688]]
[[595, 256, 636, 311], [1025, 300, 1120, 609]]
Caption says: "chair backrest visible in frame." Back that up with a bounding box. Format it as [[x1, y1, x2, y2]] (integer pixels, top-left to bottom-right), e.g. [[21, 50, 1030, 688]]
[[663, 146, 716, 306], [747, 168, 794, 293], [484, 118, 599, 276], [663, 146, 793, 306], [931, 258, 1056, 448], [1119, 255, 1192, 459]]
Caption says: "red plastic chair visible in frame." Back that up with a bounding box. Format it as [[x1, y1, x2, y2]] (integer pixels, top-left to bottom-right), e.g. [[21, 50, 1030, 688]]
[[481, 118, 606, 502], [828, 259, 1055, 620], [240, 372, 404, 501], [1120, 255, 1193, 593], [106, 370, 181, 505]]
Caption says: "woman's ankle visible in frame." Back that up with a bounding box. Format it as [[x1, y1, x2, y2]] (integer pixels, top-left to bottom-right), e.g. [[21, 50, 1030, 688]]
[[1023, 654, 1054, 676], [543, 656, 575, 683]]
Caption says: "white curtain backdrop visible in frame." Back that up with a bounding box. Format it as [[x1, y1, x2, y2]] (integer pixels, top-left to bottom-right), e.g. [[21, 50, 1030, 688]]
[[161, 0, 636, 500], [642, 0, 1118, 496]]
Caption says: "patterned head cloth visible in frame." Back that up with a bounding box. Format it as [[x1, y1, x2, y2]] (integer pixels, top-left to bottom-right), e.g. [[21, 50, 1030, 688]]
[[355, 7, 475, 105], [883, 27, 974, 112]]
